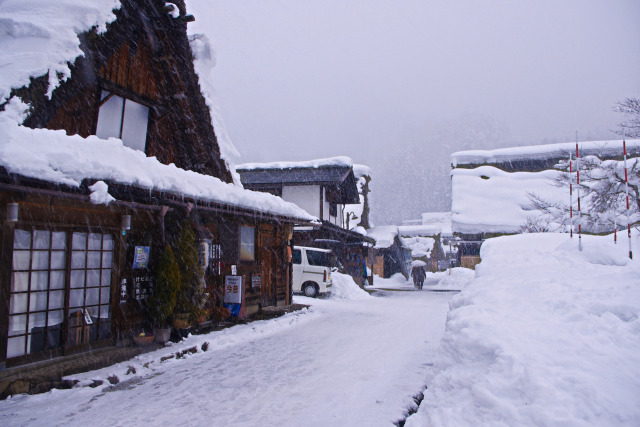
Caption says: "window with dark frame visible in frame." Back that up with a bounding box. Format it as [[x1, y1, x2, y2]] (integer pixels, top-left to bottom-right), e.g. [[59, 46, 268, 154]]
[[238, 226, 255, 261], [95, 90, 149, 152], [7, 228, 113, 359]]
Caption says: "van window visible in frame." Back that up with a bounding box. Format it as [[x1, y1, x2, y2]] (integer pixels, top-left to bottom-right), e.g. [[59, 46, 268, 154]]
[[292, 249, 301, 265], [306, 250, 330, 267]]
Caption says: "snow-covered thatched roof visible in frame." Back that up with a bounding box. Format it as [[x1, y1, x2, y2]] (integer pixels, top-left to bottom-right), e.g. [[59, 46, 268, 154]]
[[450, 140, 640, 235], [451, 139, 640, 167], [0, 0, 120, 102], [0, 0, 315, 222], [0, 114, 317, 222], [451, 166, 566, 235]]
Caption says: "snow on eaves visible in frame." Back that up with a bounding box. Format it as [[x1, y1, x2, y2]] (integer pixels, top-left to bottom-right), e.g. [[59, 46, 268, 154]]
[[420, 212, 453, 236], [451, 139, 640, 167], [398, 224, 444, 237], [0, 0, 120, 102], [237, 156, 353, 171], [367, 225, 399, 249], [0, 115, 317, 223], [352, 164, 371, 178]]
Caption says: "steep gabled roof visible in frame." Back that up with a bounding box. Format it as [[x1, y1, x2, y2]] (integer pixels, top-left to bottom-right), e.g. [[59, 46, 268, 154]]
[[2, 0, 235, 182]]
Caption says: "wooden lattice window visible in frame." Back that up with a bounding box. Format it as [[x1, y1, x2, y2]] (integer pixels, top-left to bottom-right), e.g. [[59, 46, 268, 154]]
[[6, 229, 114, 359]]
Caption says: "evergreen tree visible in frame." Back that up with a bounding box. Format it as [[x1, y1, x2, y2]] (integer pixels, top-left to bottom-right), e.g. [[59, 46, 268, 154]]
[[148, 245, 181, 328], [173, 219, 207, 323]]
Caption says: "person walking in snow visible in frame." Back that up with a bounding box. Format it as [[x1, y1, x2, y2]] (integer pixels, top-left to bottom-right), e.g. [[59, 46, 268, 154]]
[[411, 262, 426, 289]]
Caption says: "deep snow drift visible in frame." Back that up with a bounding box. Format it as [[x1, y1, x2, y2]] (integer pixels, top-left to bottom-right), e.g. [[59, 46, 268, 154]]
[[407, 232, 640, 427]]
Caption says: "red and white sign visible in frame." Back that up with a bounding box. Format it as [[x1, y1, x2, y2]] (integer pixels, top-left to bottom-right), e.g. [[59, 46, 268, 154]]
[[224, 275, 242, 304]]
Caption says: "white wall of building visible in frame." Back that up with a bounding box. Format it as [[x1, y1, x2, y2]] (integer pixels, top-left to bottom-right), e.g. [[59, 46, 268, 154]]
[[282, 185, 320, 218]]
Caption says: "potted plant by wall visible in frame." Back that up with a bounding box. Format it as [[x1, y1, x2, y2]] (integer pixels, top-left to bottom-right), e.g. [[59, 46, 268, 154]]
[[173, 219, 207, 327], [148, 245, 181, 343]]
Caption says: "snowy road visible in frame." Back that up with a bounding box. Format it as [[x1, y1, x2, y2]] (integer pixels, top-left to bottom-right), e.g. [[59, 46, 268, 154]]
[[0, 281, 454, 427]]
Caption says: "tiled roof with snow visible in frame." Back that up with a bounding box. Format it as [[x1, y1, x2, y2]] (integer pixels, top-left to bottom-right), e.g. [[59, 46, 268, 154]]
[[451, 139, 640, 167], [237, 165, 353, 186], [236, 156, 353, 171]]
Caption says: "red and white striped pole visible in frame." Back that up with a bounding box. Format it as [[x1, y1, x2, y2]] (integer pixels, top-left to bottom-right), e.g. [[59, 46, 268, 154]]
[[569, 152, 574, 238], [576, 135, 582, 251], [623, 137, 633, 259]]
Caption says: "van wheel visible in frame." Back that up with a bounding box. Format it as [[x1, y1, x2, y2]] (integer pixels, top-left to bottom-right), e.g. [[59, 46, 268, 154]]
[[303, 282, 319, 298]]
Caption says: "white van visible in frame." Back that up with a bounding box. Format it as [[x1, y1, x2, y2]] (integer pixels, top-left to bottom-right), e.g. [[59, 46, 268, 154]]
[[292, 246, 332, 297]]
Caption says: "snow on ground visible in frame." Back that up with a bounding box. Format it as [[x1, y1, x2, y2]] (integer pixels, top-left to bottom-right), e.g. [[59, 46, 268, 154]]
[[407, 232, 640, 427], [366, 269, 473, 293], [367, 273, 415, 291], [329, 271, 372, 300], [0, 273, 453, 427], [425, 268, 475, 291]]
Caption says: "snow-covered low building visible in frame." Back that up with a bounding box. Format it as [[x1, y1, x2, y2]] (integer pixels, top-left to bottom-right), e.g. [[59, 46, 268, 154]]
[[0, 0, 315, 372], [236, 157, 375, 286], [450, 139, 640, 268], [367, 225, 411, 279]]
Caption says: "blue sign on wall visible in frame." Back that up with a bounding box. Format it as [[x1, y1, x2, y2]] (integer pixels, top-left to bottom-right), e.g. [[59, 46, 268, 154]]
[[133, 246, 150, 269]]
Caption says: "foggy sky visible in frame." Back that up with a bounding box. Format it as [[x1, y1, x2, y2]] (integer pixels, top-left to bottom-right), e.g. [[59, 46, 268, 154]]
[[187, 0, 640, 225]]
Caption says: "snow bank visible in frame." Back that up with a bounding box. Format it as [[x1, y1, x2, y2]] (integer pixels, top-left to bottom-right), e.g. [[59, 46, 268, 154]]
[[451, 166, 566, 234], [0, 116, 317, 222], [451, 138, 640, 166], [0, 0, 120, 102], [426, 268, 475, 291], [408, 232, 640, 427], [330, 272, 371, 300]]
